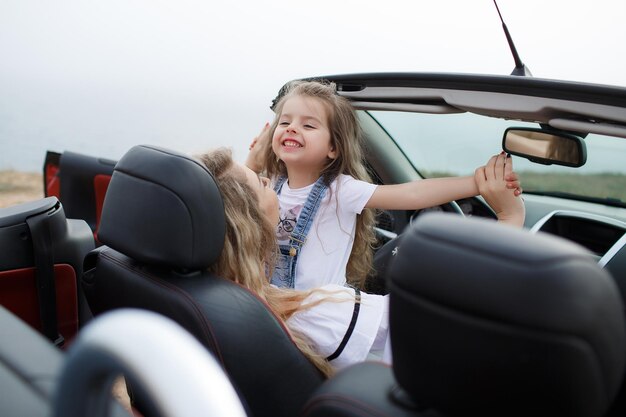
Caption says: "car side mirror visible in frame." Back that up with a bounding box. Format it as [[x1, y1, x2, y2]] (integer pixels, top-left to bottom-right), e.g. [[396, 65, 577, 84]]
[[502, 127, 587, 167]]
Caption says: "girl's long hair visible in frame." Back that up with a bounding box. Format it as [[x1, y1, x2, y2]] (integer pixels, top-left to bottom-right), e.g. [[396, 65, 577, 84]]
[[262, 80, 377, 288], [197, 148, 334, 377]]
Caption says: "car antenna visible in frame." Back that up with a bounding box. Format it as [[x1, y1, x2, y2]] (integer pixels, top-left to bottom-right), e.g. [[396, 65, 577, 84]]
[[493, 0, 532, 76]]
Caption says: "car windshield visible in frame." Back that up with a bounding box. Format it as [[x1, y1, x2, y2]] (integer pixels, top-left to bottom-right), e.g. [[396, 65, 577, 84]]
[[368, 110, 626, 207]]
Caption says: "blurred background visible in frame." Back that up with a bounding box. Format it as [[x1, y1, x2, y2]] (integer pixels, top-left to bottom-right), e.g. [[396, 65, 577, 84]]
[[1, 0, 625, 176]]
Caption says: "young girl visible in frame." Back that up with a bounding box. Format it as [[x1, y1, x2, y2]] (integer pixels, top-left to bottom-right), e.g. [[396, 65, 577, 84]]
[[201, 147, 524, 374], [247, 80, 523, 291]]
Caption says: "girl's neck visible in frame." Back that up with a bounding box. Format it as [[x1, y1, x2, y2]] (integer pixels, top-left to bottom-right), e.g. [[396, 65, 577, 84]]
[[284, 166, 322, 189]]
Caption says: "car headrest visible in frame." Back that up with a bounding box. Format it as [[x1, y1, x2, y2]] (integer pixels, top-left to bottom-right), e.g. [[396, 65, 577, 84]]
[[98, 145, 225, 270], [388, 213, 625, 417]]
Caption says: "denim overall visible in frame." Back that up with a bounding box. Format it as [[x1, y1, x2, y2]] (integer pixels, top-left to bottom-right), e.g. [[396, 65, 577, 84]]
[[270, 176, 328, 288]]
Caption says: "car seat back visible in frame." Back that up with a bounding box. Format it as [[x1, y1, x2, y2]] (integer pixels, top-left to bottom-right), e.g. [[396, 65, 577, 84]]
[[302, 213, 626, 417], [390, 213, 626, 417], [0, 197, 94, 345], [45, 150, 116, 243], [82, 145, 324, 417]]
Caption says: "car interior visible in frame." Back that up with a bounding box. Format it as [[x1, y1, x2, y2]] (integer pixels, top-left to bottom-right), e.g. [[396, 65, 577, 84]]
[[336, 75, 626, 307], [3, 141, 625, 417], [2, 74, 626, 417]]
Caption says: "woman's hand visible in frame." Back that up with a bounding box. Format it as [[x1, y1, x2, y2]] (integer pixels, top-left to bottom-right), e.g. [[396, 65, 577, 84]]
[[475, 153, 525, 227], [245, 122, 271, 174]]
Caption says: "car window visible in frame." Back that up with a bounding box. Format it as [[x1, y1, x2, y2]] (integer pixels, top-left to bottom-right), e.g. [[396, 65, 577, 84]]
[[369, 111, 626, 206]]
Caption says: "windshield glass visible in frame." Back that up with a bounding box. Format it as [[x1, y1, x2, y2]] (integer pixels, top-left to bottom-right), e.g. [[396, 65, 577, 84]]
[[369, 111, 626, 205]]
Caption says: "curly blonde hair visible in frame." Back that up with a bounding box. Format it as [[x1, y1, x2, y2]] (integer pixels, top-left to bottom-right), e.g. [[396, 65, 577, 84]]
[[262, 80, 377, 288], [197, 148, 335, 377]]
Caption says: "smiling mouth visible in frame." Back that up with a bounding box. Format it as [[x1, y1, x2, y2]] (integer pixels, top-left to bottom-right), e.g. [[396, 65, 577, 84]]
[[282, 139, 302, 148]]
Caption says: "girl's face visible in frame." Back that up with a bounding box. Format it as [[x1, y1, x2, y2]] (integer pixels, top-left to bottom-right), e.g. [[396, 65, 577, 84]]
[[272, 95, 337, 172], [237, 163, 279, 226]]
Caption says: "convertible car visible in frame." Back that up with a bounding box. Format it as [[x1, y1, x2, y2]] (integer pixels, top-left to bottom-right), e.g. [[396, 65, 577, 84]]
[[1, 72, 626, 417]]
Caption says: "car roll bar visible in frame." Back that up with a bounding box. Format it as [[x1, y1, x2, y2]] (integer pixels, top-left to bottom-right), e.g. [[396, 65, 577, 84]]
[[53, 309, 247, 417]]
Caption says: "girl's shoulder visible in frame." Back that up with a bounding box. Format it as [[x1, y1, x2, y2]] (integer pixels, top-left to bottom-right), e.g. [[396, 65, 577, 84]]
[[331, 174, 377, 196], [332, 174, 372, 187]]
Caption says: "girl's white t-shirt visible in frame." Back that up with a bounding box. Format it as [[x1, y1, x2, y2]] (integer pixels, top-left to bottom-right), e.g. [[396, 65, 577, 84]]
[[287, 284, 391, 370], [275, 174, 377, 290]]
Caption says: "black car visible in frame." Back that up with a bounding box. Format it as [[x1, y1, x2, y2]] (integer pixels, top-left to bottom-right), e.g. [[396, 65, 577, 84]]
[[2, 71, 626, 417]]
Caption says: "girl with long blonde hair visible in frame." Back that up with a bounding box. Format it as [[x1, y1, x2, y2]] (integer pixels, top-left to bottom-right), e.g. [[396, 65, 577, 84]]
[[246, 80, 522, 291]]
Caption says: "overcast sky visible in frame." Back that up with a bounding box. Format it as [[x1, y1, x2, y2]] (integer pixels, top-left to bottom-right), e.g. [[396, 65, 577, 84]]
[[1, 0, 625, 171]]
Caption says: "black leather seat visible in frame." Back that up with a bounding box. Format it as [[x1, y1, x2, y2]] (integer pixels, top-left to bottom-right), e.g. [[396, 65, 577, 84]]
[[81, 145, 324, 417], [303, 213, 626, 417], [0, 197, 94, 345], [0, 305, 63, 417], [0, 305, 128, 417]]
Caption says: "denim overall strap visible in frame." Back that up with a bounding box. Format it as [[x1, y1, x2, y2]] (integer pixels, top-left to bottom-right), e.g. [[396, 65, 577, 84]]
[[270, 176, 328, 287], [286, 176, 328, 257], [273, 176, 288, 193]]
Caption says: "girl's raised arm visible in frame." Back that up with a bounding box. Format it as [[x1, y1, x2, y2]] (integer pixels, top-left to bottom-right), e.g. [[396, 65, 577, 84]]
[[365, 152, 522, 212], [365, 175, 479, 210]]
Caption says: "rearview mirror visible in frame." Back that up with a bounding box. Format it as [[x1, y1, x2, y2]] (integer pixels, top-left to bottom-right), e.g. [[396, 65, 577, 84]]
[[502, 128, 587, 167]]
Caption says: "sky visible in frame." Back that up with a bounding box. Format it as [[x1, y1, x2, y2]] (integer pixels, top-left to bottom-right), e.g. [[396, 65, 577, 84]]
[[1, 0, 625, 171]]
